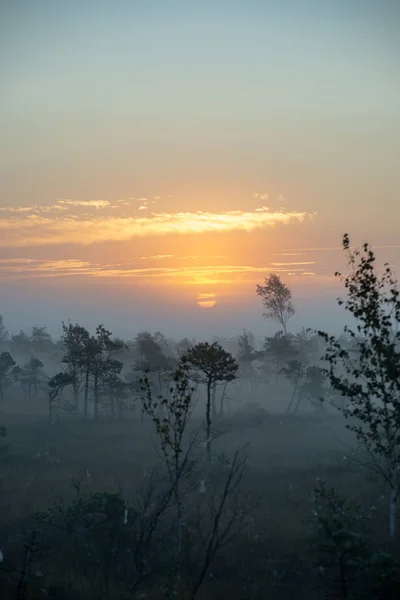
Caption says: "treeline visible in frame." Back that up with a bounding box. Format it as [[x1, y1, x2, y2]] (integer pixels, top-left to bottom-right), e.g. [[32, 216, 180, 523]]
[[0, 314, 345, 425]]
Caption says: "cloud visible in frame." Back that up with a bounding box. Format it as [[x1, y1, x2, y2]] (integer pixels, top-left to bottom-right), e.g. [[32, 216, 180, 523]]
[[139, 254, 175, 260], [0, 200, 312, 247], [179, 255, 227, 260], [0, 258, 308, 284], [56, 199, 111, 209], [270, 261, 316, 266], [273, 252, 306, 257]]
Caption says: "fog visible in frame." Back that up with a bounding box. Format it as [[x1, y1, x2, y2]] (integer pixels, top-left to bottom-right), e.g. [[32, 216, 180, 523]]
[[1, 292, 350, 342], [1, 254, 400, 599]]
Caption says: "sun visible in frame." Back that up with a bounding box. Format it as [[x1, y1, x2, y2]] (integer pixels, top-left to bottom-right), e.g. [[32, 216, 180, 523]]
[[197, 293, 217, 309]]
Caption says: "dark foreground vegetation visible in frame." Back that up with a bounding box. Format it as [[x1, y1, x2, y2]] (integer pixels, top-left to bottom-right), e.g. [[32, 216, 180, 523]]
[[1, 234, 400, 599]]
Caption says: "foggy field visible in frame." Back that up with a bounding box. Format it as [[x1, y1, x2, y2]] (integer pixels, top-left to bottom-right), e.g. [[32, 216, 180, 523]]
[[0, 404, 390, 599]]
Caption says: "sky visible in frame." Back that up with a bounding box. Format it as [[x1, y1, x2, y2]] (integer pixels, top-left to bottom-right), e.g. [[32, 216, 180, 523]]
[[1, 0, 399, 340]]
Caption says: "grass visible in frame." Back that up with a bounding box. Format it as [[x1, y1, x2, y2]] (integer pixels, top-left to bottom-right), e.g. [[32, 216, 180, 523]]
[[0, 398, 393, 599]]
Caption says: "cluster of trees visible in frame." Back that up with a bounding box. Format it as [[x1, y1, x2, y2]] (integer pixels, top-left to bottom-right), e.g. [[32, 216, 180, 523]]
[[258, 237, 400, 540]]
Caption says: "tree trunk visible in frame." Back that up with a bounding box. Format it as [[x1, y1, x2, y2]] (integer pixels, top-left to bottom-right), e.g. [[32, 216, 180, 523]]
[[72, 369, 79, 411], [48, 394, 53, 424], [219, 381, 228, 417], [389, 483, 398, 537], [211, 384, 217, 421], [287, 383, 298, 413], [294, 391, 303, 412], [94, 370, 99, 421], [206, 380, 212, 463], [83, 367, 90, 420]]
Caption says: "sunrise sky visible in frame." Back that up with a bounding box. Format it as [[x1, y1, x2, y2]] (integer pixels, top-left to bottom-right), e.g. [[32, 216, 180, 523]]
[[1, 1, 399, 339]]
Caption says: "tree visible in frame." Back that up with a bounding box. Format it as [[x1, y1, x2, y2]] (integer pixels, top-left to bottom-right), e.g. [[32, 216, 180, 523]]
[[264, 331, 298, 382], [176, 337, 193, 358], [99, 371, 129, 420], [20, 357, 45, 399], [256, 273, 295, 335], [319, 233, 400, 537], [10, 330, 31, 355], [236, 330, 259, 398], [47, 372, 75, 424], [280, 359, 306, 412], [297, 366, 327, 413], [0, 315, 8, 345], [0, 352, 17, 400], [60, 323, 123, 420], [83, 326, 124, 421], [30, 326, 53, 353], [181, 342, 238, 461], [294, 327, 319, 363], [133, 331, 175, 395], [237, 329, 257, 366], [311, 479, 369, 599], [60, 321, 91, 412], [141, 366, 194, 565]]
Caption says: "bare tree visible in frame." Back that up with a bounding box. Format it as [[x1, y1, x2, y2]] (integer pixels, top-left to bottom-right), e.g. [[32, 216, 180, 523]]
[[257, 273, 295, 335], [140, 365, 195, 584], [185, 446, 249, 600]]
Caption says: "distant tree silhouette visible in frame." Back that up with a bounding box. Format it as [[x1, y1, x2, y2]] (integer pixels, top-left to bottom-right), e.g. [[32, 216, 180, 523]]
[[10, 330, 31, 355], [20, 356, 45, 399], [47, 371, 75, 424], [61, 322, 123, 420], [264, 331, 298, 382], [181, 342, 238, 461], [280, 359, 306, 412], [0, 351, 17, 400], [133, 331, 175, 395], [257, 273, 295, 335], [297, 366, 327, 413], [0, 315, 8, 345], [30, 326, 53, 353], [61, 322, 91, 413]]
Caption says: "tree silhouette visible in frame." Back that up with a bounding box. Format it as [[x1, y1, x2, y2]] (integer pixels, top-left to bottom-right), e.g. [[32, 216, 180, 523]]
[[256, 273, 295, 335], [297, 366, 327, 413], [0, 315, 8, 346], [133, 331, 175, 395], [30, 326, 53, 354], [61, 322, 91, 414], [47, 372, 75, 424], [280, 359, 306, 412], [87, 326, 124, 421], [181, 342, 238, 461], [319, 233, 400, 537], [20, 357, 45, 399], [0, 351, 17, 400], [264, 331, 298, 382]]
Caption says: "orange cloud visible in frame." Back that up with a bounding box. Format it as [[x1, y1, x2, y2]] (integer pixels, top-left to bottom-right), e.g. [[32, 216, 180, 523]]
[[0, 258, 310, 284], [270, 261, 316, 266], [0, 202, 312, 248]]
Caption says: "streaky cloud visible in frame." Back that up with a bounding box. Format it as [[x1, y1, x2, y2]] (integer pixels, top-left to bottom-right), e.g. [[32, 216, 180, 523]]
[[0, 203, 312, 247]]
